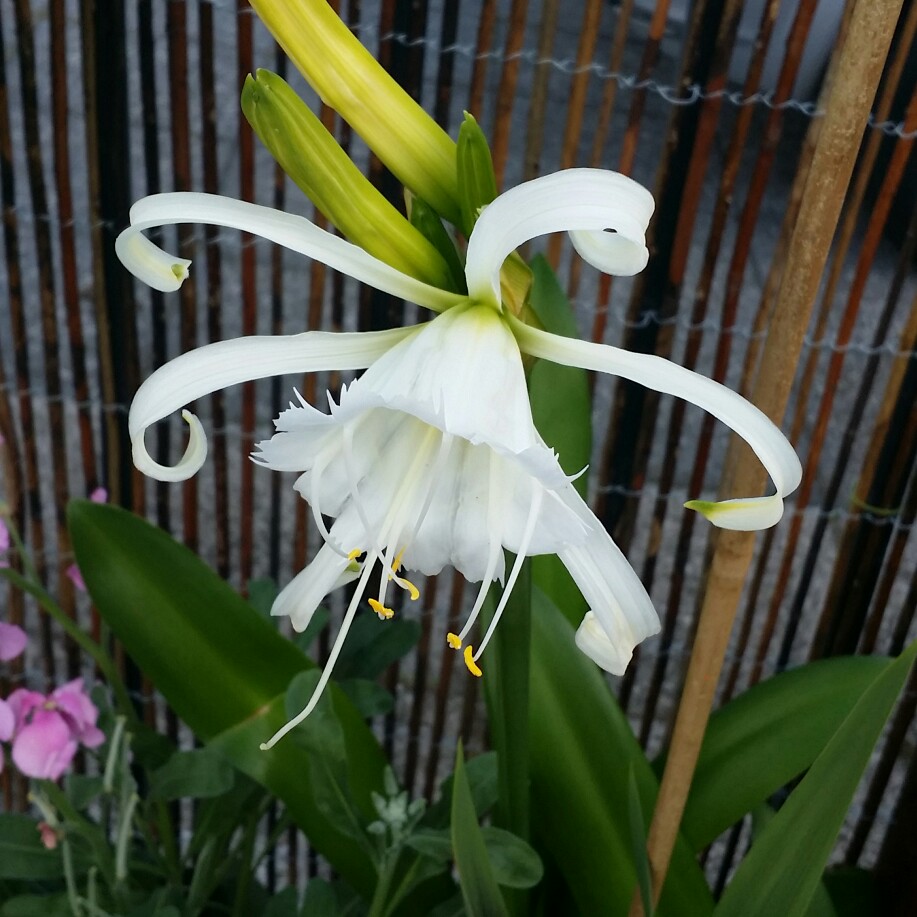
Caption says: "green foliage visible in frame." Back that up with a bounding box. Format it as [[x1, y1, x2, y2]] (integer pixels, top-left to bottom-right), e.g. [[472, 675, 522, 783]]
[[450, 743, 510, 917], [675, 655, 892, 850], [715, 640, 917, 917], [68, 500, 387, 893], [148, 748, 236, 802], [0, 815, 68, 881]]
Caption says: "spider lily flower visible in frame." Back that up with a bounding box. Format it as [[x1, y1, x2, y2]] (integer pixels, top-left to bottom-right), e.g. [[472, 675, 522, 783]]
[[116, 168, 801, 749]]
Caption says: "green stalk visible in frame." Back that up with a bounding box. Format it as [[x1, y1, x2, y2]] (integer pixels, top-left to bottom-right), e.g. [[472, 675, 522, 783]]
[[482, 558, 532, 917], [0, 567, 136, 721], [367, 848, 401, 917]]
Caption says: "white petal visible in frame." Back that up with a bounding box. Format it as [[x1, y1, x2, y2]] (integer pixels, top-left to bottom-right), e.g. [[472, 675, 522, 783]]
[[512, 317, 802, 531], [575, 611, 636, 676], [556, 486, 659, 673], [348, 303, 564, 480], [116, 192, 466, 313], [464, 169, 654, 305], [272, 543, 361, 632], [130, 327, 414, 481]]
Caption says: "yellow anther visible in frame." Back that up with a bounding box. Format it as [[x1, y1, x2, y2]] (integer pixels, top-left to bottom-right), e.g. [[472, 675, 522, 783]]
[[463, 646, 482, 677], [446, 633, 462, 650], [347, 548, 362, 561], [368, 598, 394, 619], [392, 547, 406, 572], [400, 578, 420, 601]]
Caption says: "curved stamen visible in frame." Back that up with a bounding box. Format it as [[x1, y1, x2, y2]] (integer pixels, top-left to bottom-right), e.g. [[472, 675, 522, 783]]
[[471, 486, 544, 665], [260, 557, 376, 750]]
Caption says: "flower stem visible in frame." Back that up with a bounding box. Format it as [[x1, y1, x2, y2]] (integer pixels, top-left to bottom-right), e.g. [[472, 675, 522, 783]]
[[636, 0, 906, 908]]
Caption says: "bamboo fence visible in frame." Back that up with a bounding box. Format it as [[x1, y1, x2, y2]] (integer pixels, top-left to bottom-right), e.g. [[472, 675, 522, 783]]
[[0, 0, 914, 900]]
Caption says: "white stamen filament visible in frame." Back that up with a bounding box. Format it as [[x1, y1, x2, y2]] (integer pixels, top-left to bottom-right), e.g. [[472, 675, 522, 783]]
[[473, 486, 543, 662], [260, 557, 376, 751], [373, 426, 441, 605]]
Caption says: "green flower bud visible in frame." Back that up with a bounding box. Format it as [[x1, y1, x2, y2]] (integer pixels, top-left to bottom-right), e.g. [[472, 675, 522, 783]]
[[250, 0, 461, 226], [242, 70, 454, 290]]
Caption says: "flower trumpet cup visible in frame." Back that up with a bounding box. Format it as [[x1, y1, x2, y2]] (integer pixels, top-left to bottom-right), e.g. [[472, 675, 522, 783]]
[[116, 168, 801, 748]]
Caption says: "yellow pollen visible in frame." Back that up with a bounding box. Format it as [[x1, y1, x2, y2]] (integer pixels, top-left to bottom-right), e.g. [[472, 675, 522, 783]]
[[368, 598, 394, 619], [446, 632, 462, 650], [347, 548, 362, 561], [392, 547, 406, 572], [400, 578, 420, 601], [463, 646, 482, 677]]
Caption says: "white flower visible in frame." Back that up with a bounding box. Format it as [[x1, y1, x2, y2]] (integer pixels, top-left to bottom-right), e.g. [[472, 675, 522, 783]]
[[116, 169, 801, 749]]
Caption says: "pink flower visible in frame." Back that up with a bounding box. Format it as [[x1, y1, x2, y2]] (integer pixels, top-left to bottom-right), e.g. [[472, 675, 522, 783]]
[[0, 699, 12, 775], [37, 821, 59, 850], [4, 679, 105, 781], [66, 564, 87, 593], [0, 622, 27, 661]]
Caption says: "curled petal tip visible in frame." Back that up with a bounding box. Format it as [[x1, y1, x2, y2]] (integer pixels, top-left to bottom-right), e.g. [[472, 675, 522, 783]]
[[685, 495, 785, 531], [131, 410, 208, 483], [115, 227, 192, 293]]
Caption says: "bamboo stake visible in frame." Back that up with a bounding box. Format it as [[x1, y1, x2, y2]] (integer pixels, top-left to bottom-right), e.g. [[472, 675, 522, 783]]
[[635, 0, 905, 907]]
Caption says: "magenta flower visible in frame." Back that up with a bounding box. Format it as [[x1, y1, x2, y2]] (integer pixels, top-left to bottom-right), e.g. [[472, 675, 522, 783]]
[[5, 679, 105, 781], [0, 622, 27, 661]]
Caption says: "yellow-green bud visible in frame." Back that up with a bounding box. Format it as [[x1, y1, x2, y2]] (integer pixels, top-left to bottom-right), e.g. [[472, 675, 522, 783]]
[[250, 0, 461, 227], [242, 70, 454, 291], [456, 112, 498, 238]]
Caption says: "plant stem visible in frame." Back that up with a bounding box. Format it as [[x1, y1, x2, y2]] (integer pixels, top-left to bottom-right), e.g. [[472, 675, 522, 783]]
[[367, 848, 401, 917], [636, 0, 906, 910], [0, 567, 136, 721]]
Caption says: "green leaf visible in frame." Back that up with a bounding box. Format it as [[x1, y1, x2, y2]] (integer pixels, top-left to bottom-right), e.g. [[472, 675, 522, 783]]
[[334, 614, 421, 681], [248, 577, 279, 620], [480, 828, 543, 890], [294, 607, 331, 653], [628, 766, 654, 917], [716, 640, 917, 917], [0, 814, 65, 880], [677, 655, 891, 850], [527, 588, 713, 917], [68, 501, 386, 896], [0, 894, 73, 917], [149, 747, 236, 801], [451, 743, 509, 917], [425, 751, 499, 828], [262, 886, 300, 917], [406, 827, 453, 863], [339, 678, 395, 718], [426, 895, 467, 917], [481, 559, 532, 846], [65, 774, 105, 810]]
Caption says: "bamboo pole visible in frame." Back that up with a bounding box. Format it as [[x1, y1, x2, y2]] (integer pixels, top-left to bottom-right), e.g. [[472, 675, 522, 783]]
[[635, 0, 905, 907]]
